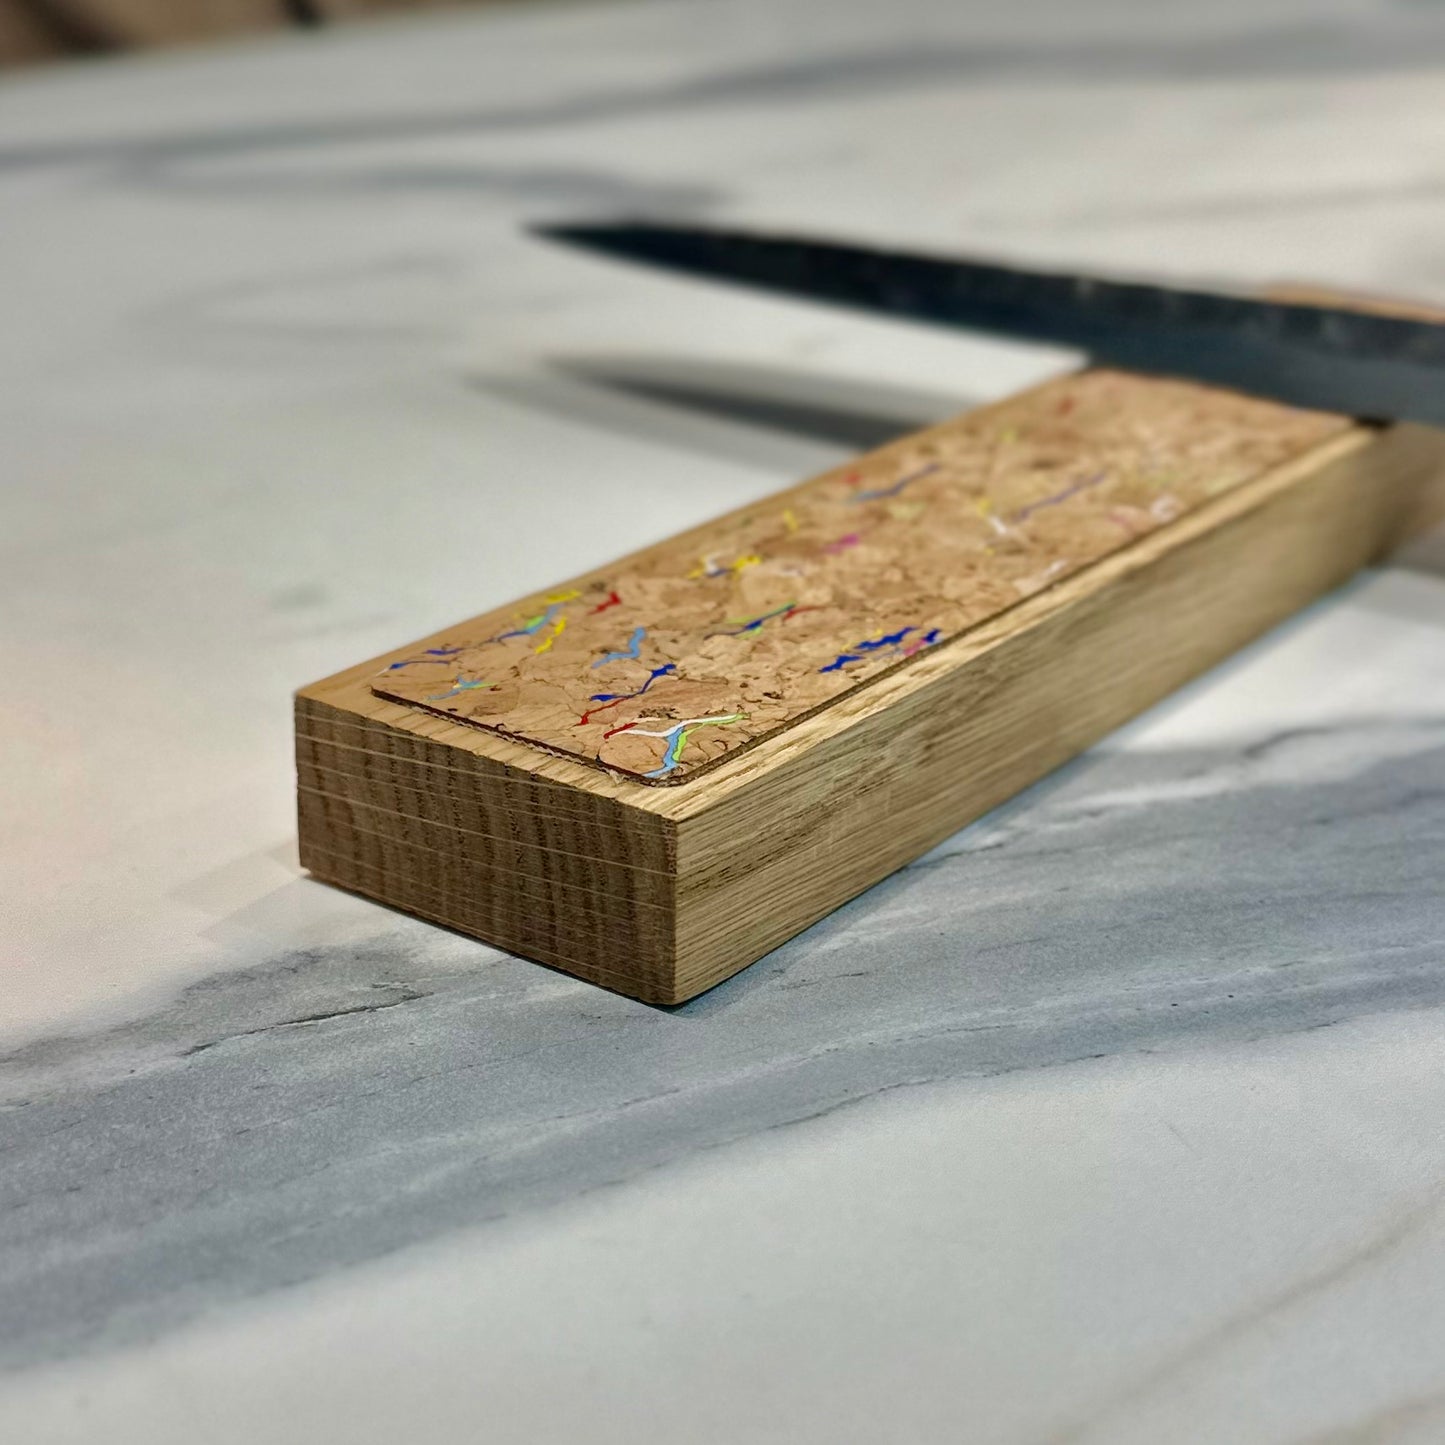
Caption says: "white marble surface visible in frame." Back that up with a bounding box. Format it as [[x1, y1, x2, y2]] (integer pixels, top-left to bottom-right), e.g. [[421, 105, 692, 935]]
[[2, 0, 1444, 1439]]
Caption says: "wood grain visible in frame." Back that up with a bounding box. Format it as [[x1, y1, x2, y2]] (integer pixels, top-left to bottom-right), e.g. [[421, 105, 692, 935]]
[[297, 370, 1445, 1004]]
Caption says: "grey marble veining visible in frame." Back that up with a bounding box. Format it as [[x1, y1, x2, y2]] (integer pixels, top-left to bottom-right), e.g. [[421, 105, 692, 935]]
[[5, 716, 1442, 1369], [15, 12, 1445, 180]]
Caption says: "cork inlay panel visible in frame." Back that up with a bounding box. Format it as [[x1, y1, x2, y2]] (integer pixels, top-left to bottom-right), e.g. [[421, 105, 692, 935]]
[[373, 370, 1348, 784]]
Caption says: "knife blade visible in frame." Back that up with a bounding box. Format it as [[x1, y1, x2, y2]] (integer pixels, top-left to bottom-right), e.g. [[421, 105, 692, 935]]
[[536, 221, 1445, 427]]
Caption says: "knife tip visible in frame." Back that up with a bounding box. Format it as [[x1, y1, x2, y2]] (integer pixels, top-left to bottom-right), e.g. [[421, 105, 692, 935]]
[[531, 220, 643, 244]]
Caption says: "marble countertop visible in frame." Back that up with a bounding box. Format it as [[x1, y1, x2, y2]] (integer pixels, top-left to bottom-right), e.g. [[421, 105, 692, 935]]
[[2, 0, 1444, 1439]]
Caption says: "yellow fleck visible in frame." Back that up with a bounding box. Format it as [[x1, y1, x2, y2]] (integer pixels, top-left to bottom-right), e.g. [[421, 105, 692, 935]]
[[535, 617, 567, 654], [782, 508, 799, 533]]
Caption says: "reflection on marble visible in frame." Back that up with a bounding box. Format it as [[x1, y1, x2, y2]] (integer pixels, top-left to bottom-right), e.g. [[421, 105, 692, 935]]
[[4, 0, 1445, 1438], [489, 355, 971, 451]]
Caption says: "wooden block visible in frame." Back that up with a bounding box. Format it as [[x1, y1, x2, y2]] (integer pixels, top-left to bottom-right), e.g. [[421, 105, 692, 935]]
[[296, 368, 1445, 1004]]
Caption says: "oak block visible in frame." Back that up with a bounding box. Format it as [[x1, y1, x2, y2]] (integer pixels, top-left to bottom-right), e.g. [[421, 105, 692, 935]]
[[296, 369, 1445, 1003]]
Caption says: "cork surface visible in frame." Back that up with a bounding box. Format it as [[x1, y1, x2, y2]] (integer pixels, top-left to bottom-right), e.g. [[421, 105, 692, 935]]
[[373, 370, 1348, 783]]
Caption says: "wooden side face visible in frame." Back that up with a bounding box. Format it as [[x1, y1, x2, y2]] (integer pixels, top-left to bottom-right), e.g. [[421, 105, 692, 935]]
[[668, 422, 1445, 999], [295, 691, 681, 1004]]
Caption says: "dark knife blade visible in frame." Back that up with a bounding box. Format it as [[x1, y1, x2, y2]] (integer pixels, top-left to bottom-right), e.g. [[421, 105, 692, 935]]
[[536, 221, 1445, 426]]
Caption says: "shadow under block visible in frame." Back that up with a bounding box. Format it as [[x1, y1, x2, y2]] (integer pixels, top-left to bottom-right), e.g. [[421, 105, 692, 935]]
[[295, 369, 1445, 1004]]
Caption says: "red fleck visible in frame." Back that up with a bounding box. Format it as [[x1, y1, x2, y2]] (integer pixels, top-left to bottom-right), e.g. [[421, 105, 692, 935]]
[[589, 590, 622, 614], [578, 696, 624, 728]]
